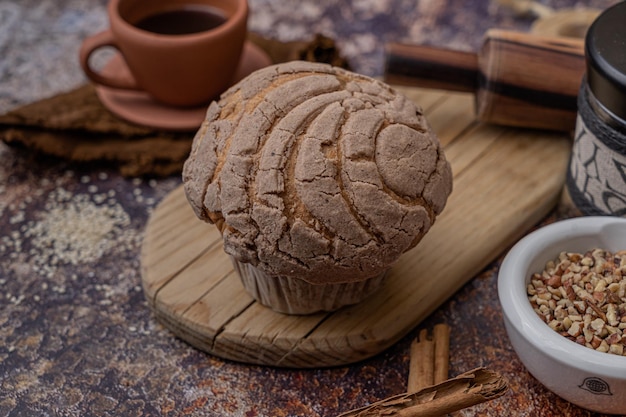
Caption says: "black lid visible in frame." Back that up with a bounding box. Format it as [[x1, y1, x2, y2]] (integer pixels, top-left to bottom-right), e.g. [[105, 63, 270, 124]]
[[586, 1, 626, 121]]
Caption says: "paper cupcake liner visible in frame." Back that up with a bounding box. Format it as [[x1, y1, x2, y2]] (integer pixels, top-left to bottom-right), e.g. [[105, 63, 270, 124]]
[[230, 257, 387, 315]]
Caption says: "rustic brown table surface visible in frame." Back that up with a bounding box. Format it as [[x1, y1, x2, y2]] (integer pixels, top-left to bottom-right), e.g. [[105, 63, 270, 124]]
[[0, 0, 622, 416]]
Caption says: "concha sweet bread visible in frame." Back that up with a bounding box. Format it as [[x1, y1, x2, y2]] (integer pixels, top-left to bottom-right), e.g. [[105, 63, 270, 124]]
[[183, 61, 452, 314]]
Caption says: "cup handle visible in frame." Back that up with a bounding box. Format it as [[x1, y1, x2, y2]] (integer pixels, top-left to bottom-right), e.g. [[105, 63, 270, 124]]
[[79, 30, 140, 90]]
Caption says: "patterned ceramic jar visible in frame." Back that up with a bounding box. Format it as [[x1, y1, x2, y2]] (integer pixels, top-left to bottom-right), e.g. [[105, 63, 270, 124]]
[[567, 1, 626, 216]]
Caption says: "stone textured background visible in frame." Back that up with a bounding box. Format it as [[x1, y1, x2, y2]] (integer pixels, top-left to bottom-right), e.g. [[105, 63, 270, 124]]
[[0, 0, 621, 416]]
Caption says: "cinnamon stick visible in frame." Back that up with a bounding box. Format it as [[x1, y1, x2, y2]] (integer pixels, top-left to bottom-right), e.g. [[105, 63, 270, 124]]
[[408, 329, 435, 391], [339, 324, 507, 416], [408, 324, 450, 391], [433, 324, 450, 384], [337, 367, 508, 417]]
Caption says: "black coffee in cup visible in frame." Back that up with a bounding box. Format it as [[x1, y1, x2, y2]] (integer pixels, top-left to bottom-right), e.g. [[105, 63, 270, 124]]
[[134, 5, 227, 35]]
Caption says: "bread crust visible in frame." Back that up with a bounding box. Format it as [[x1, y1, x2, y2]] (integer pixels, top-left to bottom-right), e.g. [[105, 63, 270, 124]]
[[183, 61, 452, 285]]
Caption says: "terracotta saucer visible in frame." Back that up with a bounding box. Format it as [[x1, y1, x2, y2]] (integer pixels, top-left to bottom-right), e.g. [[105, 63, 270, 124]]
[[95, 41, 273, 131]]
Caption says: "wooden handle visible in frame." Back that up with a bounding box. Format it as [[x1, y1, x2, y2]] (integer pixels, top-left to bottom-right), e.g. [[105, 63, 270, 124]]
[[385, 30, 586, 131], [477, 29, 585, 131], [384, 43, 478, 92]]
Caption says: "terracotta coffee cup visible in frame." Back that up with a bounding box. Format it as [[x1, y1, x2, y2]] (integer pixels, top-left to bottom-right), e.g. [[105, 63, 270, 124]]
[[79, 0, 248, 107]]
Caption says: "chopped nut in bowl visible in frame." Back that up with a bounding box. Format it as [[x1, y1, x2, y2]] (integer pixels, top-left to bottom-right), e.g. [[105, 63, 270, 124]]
[[498, 217, 626, 414]]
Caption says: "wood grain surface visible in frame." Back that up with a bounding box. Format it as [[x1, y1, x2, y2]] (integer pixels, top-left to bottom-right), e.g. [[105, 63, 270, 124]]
[[140, 86, 572, 368]]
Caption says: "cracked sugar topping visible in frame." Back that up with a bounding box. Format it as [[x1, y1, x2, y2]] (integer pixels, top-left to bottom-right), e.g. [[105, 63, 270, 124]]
[[183, 61, 452, 284]]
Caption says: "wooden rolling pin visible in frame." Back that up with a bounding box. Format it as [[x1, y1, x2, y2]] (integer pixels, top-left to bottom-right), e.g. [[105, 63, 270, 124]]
[[385, 29, 585, 131]]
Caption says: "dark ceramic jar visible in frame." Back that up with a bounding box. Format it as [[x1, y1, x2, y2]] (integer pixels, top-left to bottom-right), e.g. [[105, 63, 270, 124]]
[[567, 1, 626, 216]]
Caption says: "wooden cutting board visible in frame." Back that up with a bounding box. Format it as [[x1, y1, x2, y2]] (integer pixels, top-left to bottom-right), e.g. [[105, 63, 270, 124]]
[[140, 86, 572, 368]]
